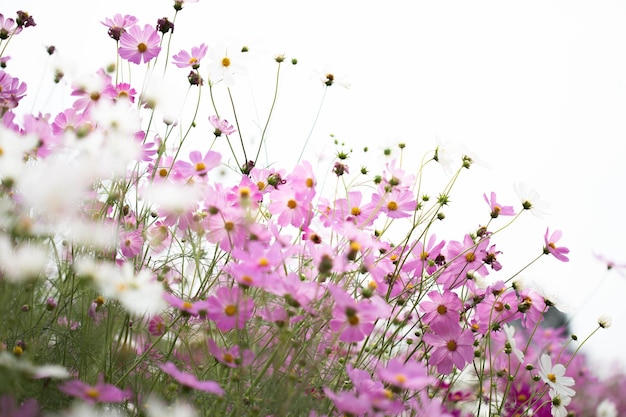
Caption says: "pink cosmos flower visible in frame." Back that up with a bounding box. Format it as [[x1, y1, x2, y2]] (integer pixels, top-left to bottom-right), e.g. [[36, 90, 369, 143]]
[[209, 115, 237, 136], [328, 285, 388, 343], [377, 358, 435, 391], [403, 234, 446, 277], [148, 315, 166, 336], [207, 338, 254, 368], [174, 149, 221, 179], [101, 13, 138, 41], [71, 70, 116, 112], [0, 70, 27, 110], [51, 108, 92, 136], [322, 388, 371, 416], [172, 43, 208, 69], [159, 362, 224, 395], [332, 190, 379, 227], [268, 186, 313, 229], [163, 292, 210, 317], [483, 191, 515, 218], [0, 14, 21, 39], [118, 24, 161, 65], [369, 187, 417, 219], [206, 286, 254, 331], [422, 321, 475, 375], [0, 395, 38, 417], [442, 234, 490, 288], [518, 287, 547, 329], [114, 82, 137, 102], [119, 228, 143, 258], [473, 289, 520, 334], [419, 290, 462, 329], [58, 377, 130, 404], [543, 228, 569, 262]]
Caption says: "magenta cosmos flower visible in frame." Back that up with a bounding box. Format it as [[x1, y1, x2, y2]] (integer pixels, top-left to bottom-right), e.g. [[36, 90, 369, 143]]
[[118, 24, 161, 64], [206, 286, 254, 331], [172, 43, 208, 69], [422, 321, 475, 375], [58, 377, 130, 404], [543, 227, 569, 262], [159, 362, 224, 395]]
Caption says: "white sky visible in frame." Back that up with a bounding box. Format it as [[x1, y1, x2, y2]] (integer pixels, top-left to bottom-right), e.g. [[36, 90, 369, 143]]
[[8, 0, 626, 373]]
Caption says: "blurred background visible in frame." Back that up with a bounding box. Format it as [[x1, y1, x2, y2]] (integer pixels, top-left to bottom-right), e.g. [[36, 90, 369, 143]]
[[8, 0, 626, 375]]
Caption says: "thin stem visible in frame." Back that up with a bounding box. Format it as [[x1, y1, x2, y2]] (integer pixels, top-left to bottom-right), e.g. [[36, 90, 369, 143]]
[[297, 87, 327, 164], [254, 61, 282, 164]]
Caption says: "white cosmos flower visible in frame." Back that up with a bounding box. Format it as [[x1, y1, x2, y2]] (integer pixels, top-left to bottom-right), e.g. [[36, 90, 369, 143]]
[[596, 398, 618, 417], [502, 324, 524, 363], [91, 261, 166, 316], [514, 182, 550, 217], [145, 397, 198, 417], [538, 353, 575, 398], [549, 388, 572, 417], [0, 236, 49, 282]]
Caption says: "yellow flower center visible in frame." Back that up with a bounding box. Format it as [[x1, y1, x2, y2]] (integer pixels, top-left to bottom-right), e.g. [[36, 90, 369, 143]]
[[351, 207, 361, 216], [257, 181, 266, 191], [287, 199, 297, 209], [189, 57, 198, 65], [420, 251, 429, 260], [90, 91, 101, 101], [138, 42, 148, 53], [465, 253, 476, 262], [239, 186, 250, 198], [224, 305, 237, 316], [547, 373, 557, 383], [85, 388, 100, 399], [347, 315, 360, 326], [437, 305, 447, 315], [306, 178, 314, 188], [387, 201, 398, 211], [224, 221, 234, 232], [195, 162, 206, 172], [159, 168, 168, 177], [258, 257, 269, 267], [447, 340, 457, 351], [223, 353, 234, 363], [221, 57, 231, 67], [395, 374, 407, 384], [182, 301, 193, 310]]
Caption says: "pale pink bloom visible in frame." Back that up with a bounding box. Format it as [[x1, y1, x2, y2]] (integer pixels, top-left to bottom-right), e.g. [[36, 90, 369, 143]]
[[209, 115, 237, 136], [377, 358, 435, 391], [172, 43, 208, 69], [159, 362, 223, 395], [544, 228, 569, 262], [118, 24, 161, 64], [483, 191, 515, 218], [101, 13, 138, 41], [207, 339, 254, 368], [58, 377, 130, 404]]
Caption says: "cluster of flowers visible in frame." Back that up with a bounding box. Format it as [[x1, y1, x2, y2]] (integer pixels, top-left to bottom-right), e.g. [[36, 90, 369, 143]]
[[0, 3, 622, 417]]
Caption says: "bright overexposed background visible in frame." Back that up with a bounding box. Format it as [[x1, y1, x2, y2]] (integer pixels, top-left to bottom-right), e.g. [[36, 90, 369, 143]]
[[7, 0, 626, 374]]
